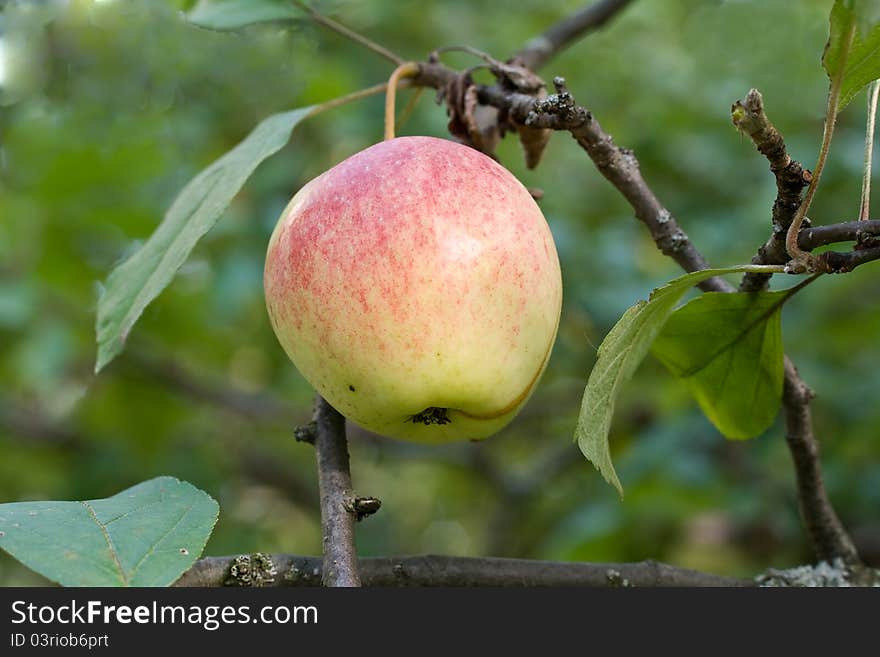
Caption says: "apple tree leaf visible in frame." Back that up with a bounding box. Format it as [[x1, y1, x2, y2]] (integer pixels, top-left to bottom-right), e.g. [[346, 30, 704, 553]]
[[651, 291, 787, 440], [188, 0, 299, 31], [0, 477, 218, 587], [824, 0, 880, 112], [574, 266, 755, 497], [95, 107, 313, 373]]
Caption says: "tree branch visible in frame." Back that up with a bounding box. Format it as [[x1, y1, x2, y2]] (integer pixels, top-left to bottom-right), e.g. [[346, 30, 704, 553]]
[[798, 219, 880, 250], [782, 359, 861, 564], [811, 245, 880, 274], [795, 220, 880, 273], [727, 91, 880, 274], [312, 395, 361, 587], [515, 0, 635, 70], [731, 89, 812, 292], [176, 554, 750, 587]]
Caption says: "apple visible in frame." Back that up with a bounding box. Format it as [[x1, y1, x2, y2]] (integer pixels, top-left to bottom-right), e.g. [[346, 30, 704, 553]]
[[264, 136, 562, 443]]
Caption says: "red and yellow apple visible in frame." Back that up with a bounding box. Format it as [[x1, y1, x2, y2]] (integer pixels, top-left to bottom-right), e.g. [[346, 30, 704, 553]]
[[264, 136, 562, 443]]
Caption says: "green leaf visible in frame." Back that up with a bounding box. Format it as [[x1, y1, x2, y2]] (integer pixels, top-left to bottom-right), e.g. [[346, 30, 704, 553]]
[[574, 267, 755, 496], [95, 107, 313, 373], [188, 0, 298, 31], [0, 477, 218, 587], [852, 0, 880, 34], [651, 291, 787, 440], [824, 0, 880, 111]]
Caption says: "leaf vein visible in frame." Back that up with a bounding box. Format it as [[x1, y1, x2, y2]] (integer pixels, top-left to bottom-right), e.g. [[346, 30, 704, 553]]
[[128, 503, 195, 581], [82, 501, 128, 586]]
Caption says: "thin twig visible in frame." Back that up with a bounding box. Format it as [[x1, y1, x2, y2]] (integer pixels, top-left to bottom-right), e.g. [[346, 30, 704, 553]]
[[798, 219, 880, 249], [860, 80, 880, 221], [312, 395, 361, 587], [515, 0, 635, 70], [176, 554, 750, 587], [291, 0, 404, 65], [812, 244, 880, 273], [731, 89, 812, 292]]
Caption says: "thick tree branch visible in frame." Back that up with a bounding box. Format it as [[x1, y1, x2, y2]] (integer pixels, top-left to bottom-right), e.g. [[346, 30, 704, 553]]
[[731, 89, 812, 292], [312, 395, 361, 587], [176, 554, 750, 587], [515, 0, 635, 70]]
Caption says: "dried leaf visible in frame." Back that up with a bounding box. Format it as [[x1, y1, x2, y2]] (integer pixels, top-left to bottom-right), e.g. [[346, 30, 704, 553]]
[[463, 85, 501, 154], [516, 87, 551, 168]]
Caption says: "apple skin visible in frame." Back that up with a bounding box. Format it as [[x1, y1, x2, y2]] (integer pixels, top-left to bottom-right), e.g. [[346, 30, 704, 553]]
[[264, 136, 562, 443]]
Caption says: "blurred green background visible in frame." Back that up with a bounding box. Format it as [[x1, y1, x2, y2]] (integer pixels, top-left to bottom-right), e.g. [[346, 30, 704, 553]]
[[1, 0, 878, 585]]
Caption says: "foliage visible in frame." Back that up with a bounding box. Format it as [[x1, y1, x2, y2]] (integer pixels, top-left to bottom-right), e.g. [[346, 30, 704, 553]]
[[95, 107, 314, 373], [188, 0, 299, 31], [652, 290, 787, 441], [576, 267, 769, 496], [0, 477, 218, 586], [824, 0, 880, 111]]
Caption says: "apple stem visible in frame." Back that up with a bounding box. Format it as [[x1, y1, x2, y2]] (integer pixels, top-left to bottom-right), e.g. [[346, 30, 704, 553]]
[[384, 62, 422, 141]]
